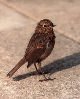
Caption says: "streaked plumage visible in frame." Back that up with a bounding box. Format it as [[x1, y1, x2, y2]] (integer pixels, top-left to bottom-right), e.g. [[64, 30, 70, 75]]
[[7, 19, 56, 81]]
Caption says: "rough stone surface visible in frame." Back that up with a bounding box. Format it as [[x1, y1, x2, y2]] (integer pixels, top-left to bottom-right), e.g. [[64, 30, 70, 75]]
[[0, 1, 80, 99], [0, 0, 80, 43], [0, 29, 80, 99]]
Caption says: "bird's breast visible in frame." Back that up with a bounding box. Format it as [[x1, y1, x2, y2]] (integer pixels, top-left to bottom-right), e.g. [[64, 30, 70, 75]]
[[46, 41, 51, 49]]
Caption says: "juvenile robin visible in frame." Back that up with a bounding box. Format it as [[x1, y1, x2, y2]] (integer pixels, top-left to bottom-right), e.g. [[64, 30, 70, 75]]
[[7, 19, 56, 81]]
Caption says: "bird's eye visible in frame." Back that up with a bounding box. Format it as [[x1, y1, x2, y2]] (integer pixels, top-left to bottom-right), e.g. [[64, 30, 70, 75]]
[[43, 24, 47, 27]]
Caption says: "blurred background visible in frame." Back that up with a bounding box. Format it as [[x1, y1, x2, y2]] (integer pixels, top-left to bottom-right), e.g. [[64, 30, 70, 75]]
[[0, 0, 80, 43]]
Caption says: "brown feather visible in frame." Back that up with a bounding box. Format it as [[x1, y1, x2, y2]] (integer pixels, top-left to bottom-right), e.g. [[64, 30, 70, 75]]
[[7, 19, 56, 78]]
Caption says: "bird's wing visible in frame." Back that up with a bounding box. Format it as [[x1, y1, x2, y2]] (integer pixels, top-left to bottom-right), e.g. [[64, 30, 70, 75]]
[[25, 33, 47, 62]]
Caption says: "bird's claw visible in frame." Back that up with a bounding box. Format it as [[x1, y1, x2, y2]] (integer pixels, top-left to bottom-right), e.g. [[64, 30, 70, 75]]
[[39, 77, 56, 82]]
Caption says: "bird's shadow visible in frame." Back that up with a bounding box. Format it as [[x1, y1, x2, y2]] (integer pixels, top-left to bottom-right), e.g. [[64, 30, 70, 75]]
[[13, 52, 80, 81]]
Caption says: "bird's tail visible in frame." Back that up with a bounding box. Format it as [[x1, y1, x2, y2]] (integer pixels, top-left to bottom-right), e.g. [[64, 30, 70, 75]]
[[7, 57, 26, 78]]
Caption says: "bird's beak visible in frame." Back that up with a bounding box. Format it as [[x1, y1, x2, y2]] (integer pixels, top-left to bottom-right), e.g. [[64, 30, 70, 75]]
[[53, 25, 56, 27]]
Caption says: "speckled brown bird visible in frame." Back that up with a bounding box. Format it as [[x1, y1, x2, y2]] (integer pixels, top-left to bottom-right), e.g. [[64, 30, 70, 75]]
[[7, 19, 56, 81]]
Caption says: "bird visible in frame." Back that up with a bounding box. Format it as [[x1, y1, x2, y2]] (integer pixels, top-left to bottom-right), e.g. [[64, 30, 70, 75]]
[[7, 19, 56, 82]]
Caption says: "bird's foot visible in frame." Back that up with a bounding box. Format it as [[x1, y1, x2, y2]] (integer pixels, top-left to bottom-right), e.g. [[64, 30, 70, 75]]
[[36, 70, 42, 75], [39, 77, 56, 82], [37, 71, 42, 75]]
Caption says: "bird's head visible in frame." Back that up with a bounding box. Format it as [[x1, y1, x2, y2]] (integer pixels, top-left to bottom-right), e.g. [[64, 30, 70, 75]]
[[35, 19, 56, 33]]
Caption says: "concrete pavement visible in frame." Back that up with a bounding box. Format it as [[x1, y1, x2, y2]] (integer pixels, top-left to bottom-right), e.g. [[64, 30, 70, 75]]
[[0, 0, 80, 99], [0, 0, 80, 43]]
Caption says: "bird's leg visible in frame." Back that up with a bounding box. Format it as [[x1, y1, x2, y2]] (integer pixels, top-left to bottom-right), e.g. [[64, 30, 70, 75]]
[[37, 62, 48, 82], [34, 63, 40, 74], [34, 63, 42, 75], [38, 63, 55, 82]]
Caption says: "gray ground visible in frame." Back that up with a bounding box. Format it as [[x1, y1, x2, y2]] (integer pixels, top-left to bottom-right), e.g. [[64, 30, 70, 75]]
[[0, 0, 80, 99]]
